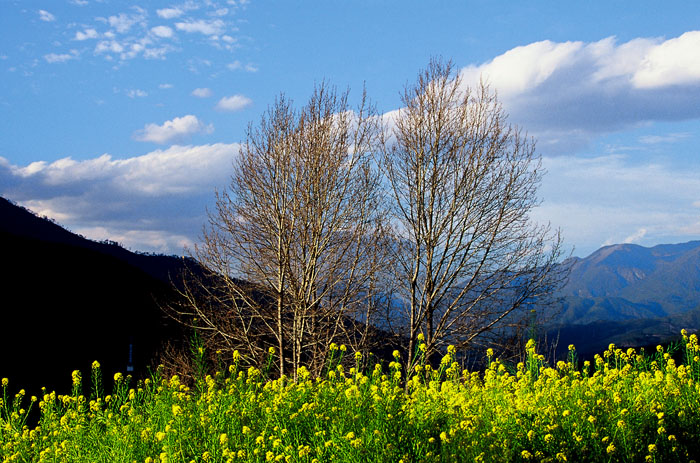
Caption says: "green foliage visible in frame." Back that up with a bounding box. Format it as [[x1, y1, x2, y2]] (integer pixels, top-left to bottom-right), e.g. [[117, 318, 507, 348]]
[[2, 332, 700, 462]]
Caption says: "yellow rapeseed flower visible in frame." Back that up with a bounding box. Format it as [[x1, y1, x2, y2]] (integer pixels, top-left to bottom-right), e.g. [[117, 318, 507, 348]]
[[71, 370, 81, 386]]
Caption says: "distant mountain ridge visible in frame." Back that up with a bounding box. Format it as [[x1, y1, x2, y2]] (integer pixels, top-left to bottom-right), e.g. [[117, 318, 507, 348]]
[[543, 241, 700, 357], [555, 241, 700, 325]]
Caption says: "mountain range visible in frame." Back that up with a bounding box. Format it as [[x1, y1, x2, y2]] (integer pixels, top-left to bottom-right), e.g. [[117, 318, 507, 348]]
[[1, 195, 698, 391], [544, 241, 700, 356]]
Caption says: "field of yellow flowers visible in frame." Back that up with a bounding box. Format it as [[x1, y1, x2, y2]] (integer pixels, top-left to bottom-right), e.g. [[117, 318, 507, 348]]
[[2, 332, 700, 463]]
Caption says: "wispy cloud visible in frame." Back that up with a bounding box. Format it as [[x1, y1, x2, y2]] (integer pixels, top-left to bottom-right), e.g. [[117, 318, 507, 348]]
[[216, 94, 252, 112], [156, 7, 184, 19], [126, 89, 148, 98], [44, 50, 79, 63], [175, 19, 225, 36], [38, 10, 56, 22], [133, 115, 214, 144], [103, 9, 147, 34], [638, 133, 690, 144], [532, 154, 700, 256], [191, 87, 212, 98], [0, 144, 240, 253]]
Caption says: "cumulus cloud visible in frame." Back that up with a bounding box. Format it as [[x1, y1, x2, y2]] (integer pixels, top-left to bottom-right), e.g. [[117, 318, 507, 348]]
[[38, 10, 56, 22], [175, 19, 225, 36], [0, 144, 240, 253], [191, 87, 212, 98], [215, 94, 252, 112], [133, 115, 214, 144], [458, 31, 700, 155]]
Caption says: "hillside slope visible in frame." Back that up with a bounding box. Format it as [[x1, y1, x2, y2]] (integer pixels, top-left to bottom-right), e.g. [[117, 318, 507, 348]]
[[0, 197, 189, 395]]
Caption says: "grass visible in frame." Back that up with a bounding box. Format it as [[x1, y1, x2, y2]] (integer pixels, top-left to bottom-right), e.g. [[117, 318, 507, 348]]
[[2, 333, 700, 462]]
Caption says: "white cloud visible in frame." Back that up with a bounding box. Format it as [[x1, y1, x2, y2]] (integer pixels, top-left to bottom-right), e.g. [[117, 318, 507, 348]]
[[75, 28, 99, 40], [156, 7, 184, 19], [216, 94, 252, 112], [133, 115, 214, 144], [38, 10, 56, 22], [159, 83, 174, 89], [458, 31, 700, 155], [0, 144, 240, 254], [44, 50, 79, 63], [150, 25, 174, 38], [70, 0, 89, 5], [191, 87, 212, 98], [175, 19, 225, 36], [632, 31, 700, 88]]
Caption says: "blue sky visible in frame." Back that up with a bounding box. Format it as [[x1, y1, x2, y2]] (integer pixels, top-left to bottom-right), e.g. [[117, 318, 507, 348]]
[[2, 1, 700, 258]]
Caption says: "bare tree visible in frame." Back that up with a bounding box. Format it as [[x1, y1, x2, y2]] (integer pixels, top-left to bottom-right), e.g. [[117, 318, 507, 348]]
[[382, 58, 565, 369], [166, 84, 388, 379]]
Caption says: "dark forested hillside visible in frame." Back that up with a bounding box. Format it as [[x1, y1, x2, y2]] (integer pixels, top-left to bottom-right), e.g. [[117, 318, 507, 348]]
[[0, 197, 190, 395]]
